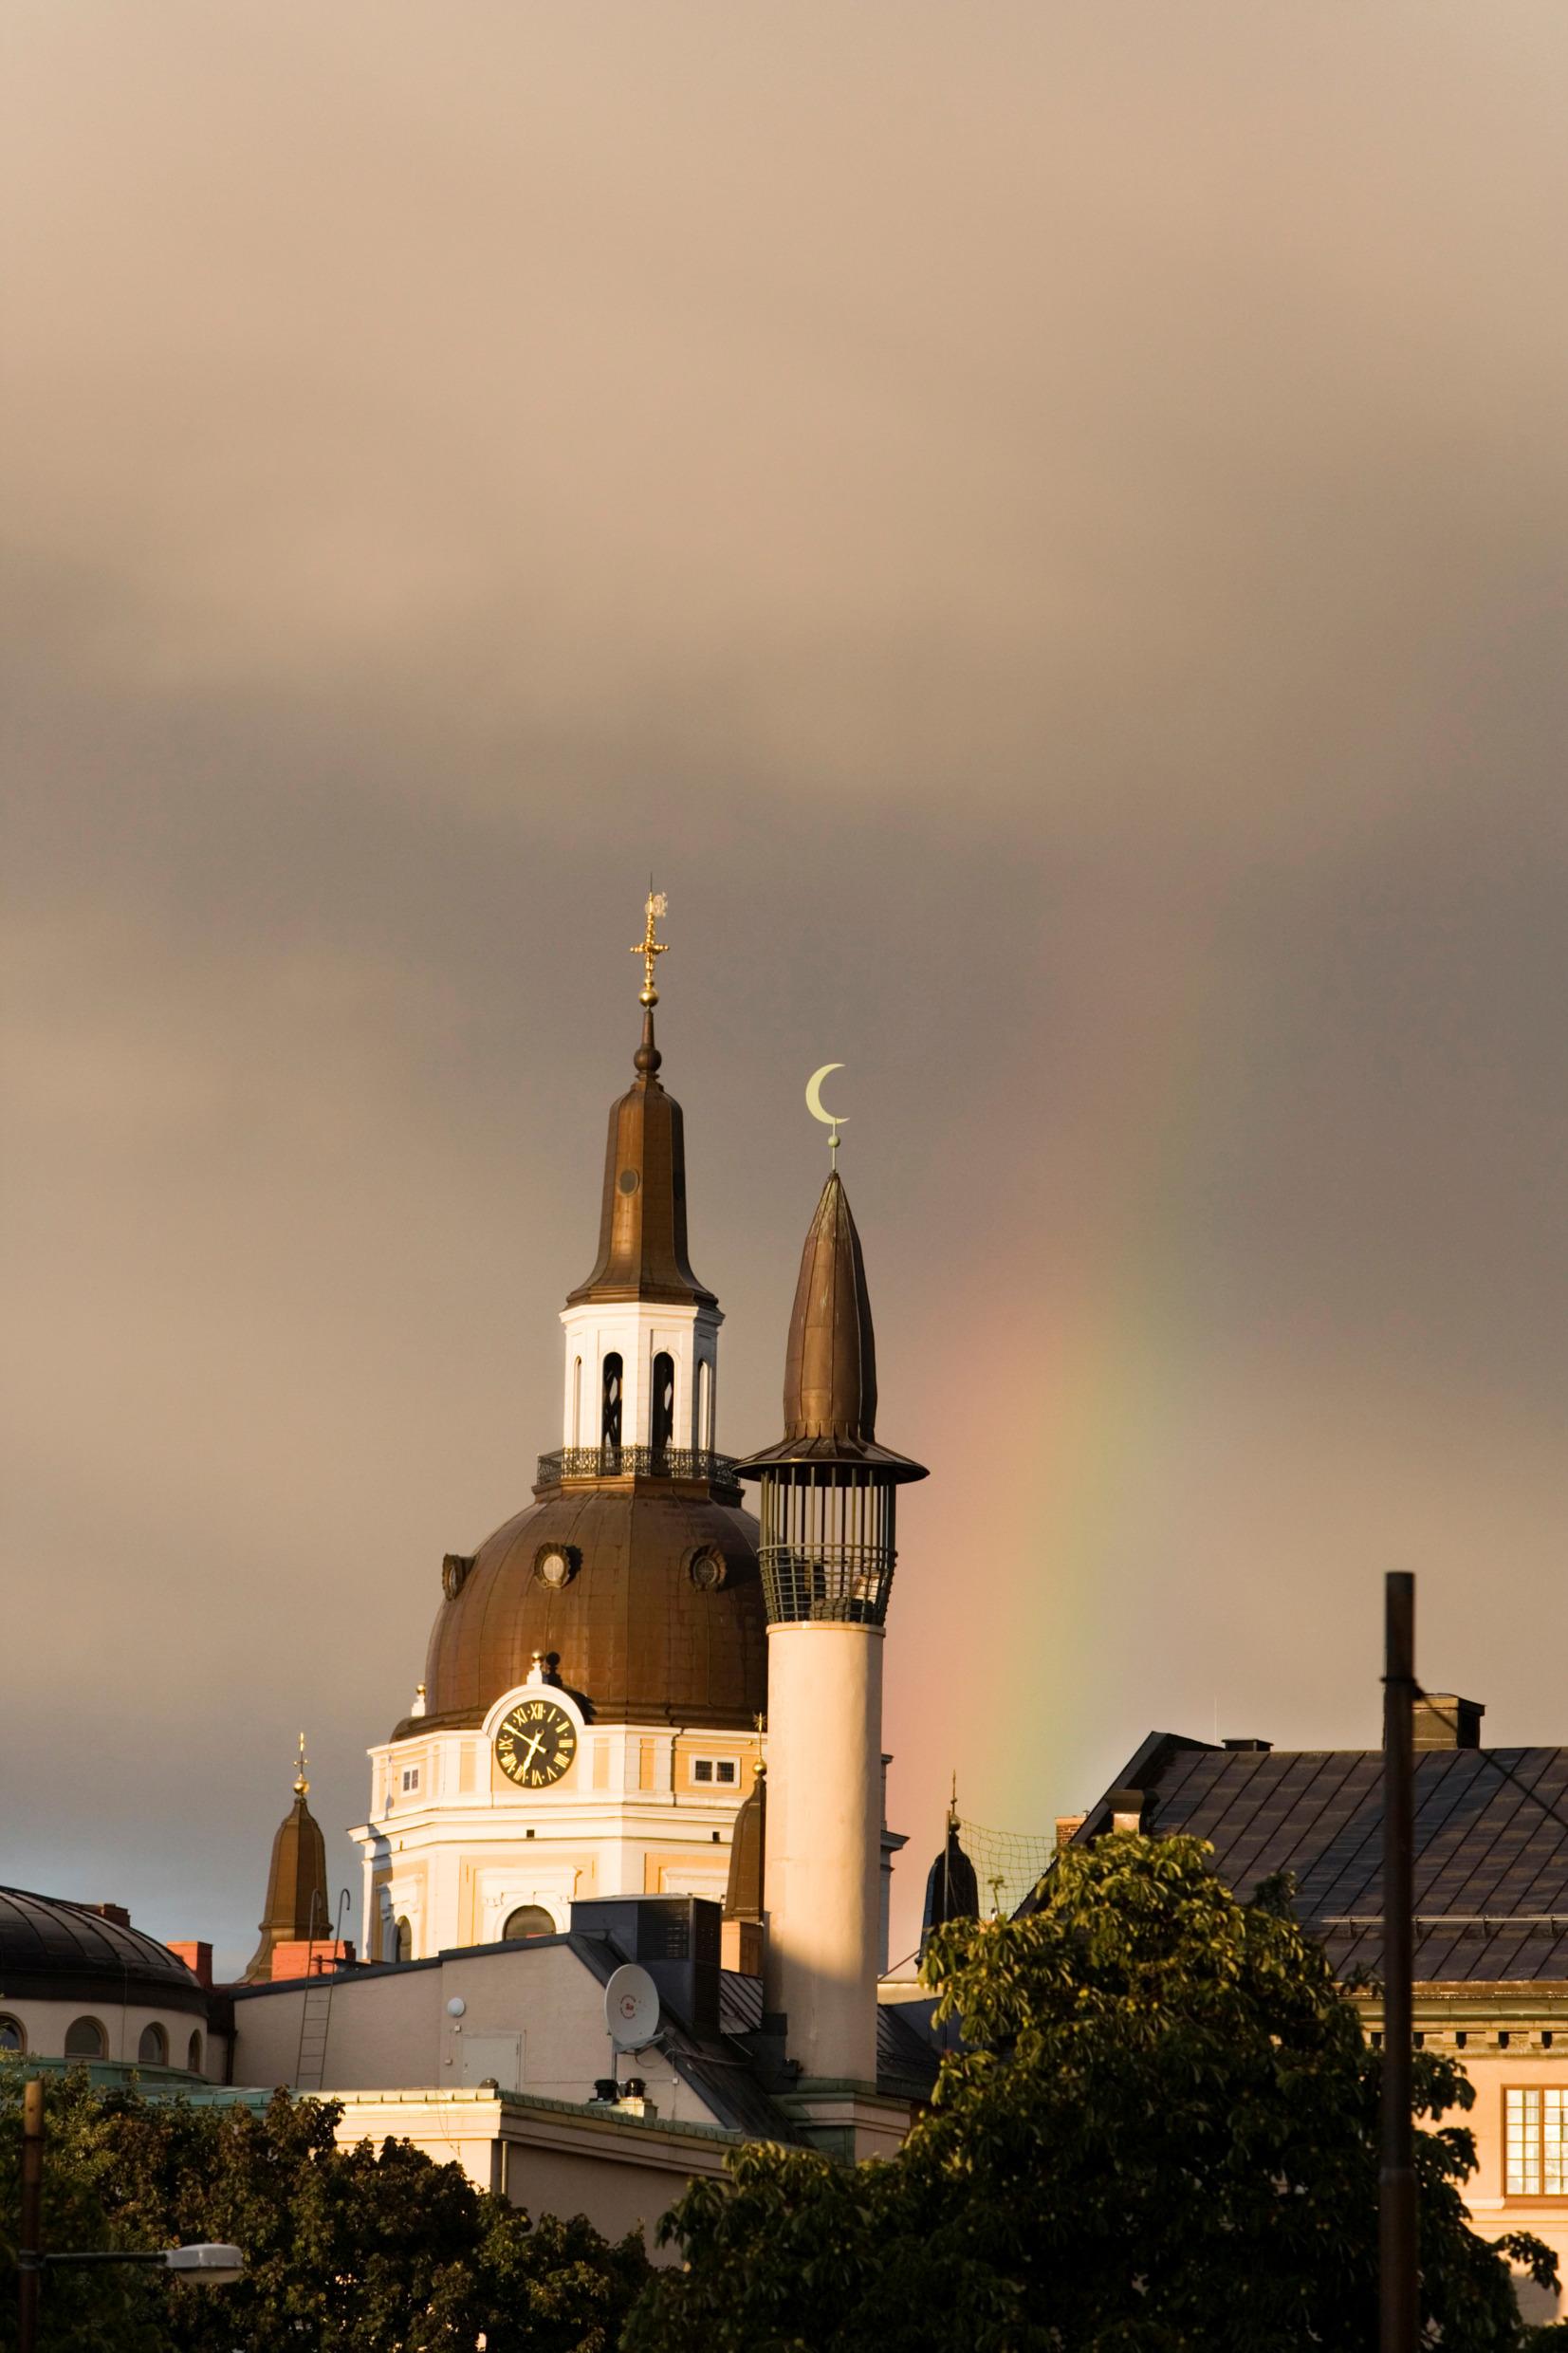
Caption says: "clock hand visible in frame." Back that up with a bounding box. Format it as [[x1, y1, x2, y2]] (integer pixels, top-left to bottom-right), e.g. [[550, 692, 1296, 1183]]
[[518, 1730, 545, 1768]]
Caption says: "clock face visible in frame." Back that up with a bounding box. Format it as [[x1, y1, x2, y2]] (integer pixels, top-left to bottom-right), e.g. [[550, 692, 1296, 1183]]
[[495, 1698, 578, 1790]]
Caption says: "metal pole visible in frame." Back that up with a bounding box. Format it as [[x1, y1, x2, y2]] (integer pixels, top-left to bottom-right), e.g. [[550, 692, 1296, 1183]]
[[18, 2076, 45, 2353], [1380, 1572, 1416, 2353]]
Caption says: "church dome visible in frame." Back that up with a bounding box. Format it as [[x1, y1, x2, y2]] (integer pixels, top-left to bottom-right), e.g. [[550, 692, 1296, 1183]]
[[0, 1886, 207, 2016], [411, 1475, 766, 1734]]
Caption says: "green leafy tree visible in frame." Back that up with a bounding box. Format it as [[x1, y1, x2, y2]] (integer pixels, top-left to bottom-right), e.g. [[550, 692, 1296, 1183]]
[[1, 2067, 649, 2352], [628, 1835, 1559, 2353]]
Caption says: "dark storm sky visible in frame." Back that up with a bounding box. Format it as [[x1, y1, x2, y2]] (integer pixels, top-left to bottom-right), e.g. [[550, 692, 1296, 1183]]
[[3, 2, 1565, 1971]]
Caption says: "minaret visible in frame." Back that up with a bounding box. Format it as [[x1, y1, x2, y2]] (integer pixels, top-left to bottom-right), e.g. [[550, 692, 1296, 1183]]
[[245, 1736, 330, 1983], [736, 1161, 927, 2087]]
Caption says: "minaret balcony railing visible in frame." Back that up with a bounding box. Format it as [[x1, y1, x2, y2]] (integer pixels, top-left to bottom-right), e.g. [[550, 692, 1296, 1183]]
[[759, 1543, 895, 1626], [537, 1444, 743, 1501]]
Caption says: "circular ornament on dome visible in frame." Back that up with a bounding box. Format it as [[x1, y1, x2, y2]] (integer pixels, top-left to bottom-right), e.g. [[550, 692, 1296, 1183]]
[[442, 1553, 474, 1600], [618, 1167, 641, 1195], [686, 1544, 729, 1592], [534, 1544, 578, 1590]]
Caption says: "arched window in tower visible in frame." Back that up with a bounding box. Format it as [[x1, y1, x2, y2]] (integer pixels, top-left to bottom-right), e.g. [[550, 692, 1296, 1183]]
[[571, 1356, 583, 1446], [651, 1352, 675, 1454], [600, 1354, 623, 1451], [395, 1916, 414, 1963], [502, 1903, 555, 1940], [698, 1358, 713, 1452]]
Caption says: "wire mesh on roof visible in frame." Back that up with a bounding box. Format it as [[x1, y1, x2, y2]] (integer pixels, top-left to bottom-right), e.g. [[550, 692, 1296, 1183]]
[[956, 1819, 1057, 1920]]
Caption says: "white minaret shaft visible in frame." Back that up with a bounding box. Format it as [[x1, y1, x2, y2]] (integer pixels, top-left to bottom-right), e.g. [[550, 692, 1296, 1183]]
[[763, 1621, 884, 2080]]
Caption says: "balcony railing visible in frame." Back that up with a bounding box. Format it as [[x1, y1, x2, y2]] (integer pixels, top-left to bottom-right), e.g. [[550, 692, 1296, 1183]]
[[536, 1445, 743, 1500], [759, 1543, 895, 1626]]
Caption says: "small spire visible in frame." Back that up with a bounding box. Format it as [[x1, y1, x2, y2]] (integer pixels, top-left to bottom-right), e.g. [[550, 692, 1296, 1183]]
[[293, 1732, 310, 1798]]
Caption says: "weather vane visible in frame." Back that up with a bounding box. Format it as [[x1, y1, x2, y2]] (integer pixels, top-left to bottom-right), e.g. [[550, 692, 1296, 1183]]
[[294, 1732, 310, 1798], [804, 1063, 849, 1166], [631, 884, 669, 1007]]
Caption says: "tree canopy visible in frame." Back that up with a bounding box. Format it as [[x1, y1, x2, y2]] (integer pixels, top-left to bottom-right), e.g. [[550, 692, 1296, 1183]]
[[0, 2068, 648, 2352], [629, 1834, 1560, 2353]]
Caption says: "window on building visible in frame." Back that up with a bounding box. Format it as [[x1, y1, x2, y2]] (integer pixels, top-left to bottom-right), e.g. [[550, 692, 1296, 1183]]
[[1506, 2086, 1568, 2196], [651, 1352, 675, 1452], [502, 1904, 555, 1940], [692, 1758, 738, 1786], [396, 1916, 414, 1963], [187, 2030, 203, 2074], [138, 2023, 168, 2066], [65, 2017, 105, 2058], [0, 2017, 24, 2053], [401, 1767, 420, 1793], [715, 1760, 737, 1785], [601, 1354, 622, 1449], [571, 1355, 583, 1446], [697, 1358, 712, 1451]]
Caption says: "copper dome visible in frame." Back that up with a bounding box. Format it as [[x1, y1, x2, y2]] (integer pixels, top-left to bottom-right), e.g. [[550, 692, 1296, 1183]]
[[412, 1479, 766, 1735]]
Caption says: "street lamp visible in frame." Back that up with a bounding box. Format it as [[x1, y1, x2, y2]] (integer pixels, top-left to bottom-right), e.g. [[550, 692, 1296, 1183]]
[[17, 2078, 245, 2352]]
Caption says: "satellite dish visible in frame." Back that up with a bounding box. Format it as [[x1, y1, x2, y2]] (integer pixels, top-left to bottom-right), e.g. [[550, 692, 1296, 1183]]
[[604, 1963, 661, 2049]]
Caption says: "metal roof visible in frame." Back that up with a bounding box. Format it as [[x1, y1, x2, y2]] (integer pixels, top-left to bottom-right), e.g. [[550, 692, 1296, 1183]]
[[1066, 1739, 1568, 1983], [0, 1884, 207, 2011]]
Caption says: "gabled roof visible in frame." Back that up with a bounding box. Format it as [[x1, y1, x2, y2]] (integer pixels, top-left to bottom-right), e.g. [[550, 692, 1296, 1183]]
[[1058, 1737, 1568, 1983]]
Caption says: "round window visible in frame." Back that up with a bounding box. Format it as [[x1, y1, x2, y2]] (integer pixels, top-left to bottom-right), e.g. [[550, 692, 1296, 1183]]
[[617, 1168, 640, 1195], [687, 1546, 728, 1592], [534, 1544, 577, 1589]]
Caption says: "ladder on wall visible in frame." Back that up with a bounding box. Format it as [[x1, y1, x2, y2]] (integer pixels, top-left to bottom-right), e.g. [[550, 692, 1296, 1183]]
[[294, 1886, 351, 2093]]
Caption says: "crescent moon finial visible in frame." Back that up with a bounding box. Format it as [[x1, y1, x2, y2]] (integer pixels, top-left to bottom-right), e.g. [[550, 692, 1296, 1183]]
[[804, 1064, 849, 1167]]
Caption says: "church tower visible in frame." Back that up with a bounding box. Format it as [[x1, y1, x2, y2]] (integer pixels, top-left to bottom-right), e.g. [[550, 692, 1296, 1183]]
[[351, 899, 766, 1962], [736, 1158, 926, 2100]]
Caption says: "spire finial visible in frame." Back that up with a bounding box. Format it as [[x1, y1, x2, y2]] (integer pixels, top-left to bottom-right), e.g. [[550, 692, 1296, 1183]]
[[631, 885, 669, 1009], [293, 1731, 310, 1798], [804, 1063, 849, 1168]]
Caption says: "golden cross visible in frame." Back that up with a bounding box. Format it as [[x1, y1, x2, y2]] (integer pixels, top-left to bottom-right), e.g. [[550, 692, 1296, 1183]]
[[631, 888, 670, 1006], [294, 1731, 310, 1797]]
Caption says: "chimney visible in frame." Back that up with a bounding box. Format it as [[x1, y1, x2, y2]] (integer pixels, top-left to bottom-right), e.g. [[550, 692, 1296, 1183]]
[[1413, 1695, 1484, 1751], [86, 1902, 131, 1929], [1222, 1737, 1272, 1752], [1055, 1814, 1087, 1850], [1106, 1788, 1145, 1835], [167, 1941, 213, 1988]]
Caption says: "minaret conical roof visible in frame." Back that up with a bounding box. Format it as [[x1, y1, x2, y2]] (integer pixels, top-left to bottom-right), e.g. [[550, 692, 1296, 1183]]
[[736, 1168, 927, 1482]]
